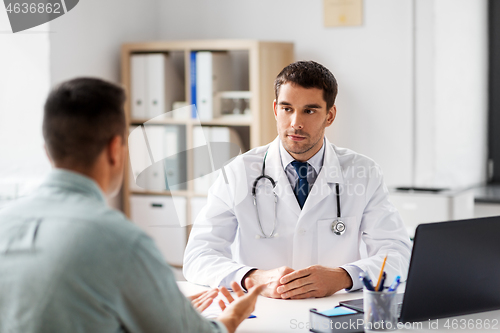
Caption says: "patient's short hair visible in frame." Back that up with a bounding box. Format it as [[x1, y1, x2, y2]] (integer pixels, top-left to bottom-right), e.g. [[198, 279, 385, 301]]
[[43, 78, 126, 168], [274, 60, 338, 111]]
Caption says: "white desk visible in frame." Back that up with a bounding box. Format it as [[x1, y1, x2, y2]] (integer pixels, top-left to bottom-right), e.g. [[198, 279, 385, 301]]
[[178, 282, 500, 332]]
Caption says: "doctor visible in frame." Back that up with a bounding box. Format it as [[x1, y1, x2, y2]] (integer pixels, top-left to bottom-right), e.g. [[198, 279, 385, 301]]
[[184, 61, 412, 299]]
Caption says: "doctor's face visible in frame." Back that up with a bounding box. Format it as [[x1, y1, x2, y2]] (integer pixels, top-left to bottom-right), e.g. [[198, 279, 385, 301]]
[[274, 83, 336, 162]]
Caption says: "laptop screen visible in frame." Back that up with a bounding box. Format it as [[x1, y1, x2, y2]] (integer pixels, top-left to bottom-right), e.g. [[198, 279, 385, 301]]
[[399, 216, 500, 322]]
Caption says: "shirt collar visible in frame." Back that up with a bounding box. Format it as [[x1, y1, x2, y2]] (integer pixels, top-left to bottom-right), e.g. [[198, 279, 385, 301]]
[[40, 168, 107, 204], [279, 137, 325, 174]]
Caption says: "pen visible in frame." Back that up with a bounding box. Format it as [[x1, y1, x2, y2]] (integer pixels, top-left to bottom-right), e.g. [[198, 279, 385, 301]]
[[388, 275, 401, 292], [359, 271, 375, 291], [375, 254, 388, 291], [377, 271, 387, 291]]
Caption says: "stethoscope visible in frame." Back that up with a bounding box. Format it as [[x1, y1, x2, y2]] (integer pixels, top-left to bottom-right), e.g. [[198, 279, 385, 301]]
[[251, 150, 346, 239], [331, 183, 346, 235]]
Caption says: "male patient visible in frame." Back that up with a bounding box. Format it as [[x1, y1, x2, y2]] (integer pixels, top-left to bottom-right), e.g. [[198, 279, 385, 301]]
[[0, 78, 263, 333]]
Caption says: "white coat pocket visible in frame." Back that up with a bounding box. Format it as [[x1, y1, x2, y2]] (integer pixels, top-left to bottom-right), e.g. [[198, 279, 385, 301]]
[[317, 216, 360, 268]]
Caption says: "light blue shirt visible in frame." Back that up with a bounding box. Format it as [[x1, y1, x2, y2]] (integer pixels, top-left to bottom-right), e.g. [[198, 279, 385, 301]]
[[279, 138, 325, 191], [0, 169, 227, 333]]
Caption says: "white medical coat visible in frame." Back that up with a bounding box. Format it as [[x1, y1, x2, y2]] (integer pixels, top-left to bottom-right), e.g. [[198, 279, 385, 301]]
[[183, 137, 412, 290]]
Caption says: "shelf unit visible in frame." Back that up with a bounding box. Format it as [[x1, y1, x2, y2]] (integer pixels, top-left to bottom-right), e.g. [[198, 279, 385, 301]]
[[120, 40, 294, 266]]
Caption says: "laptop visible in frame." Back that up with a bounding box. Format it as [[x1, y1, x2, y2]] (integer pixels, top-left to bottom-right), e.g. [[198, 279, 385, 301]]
[[339, 216, 500, 322]]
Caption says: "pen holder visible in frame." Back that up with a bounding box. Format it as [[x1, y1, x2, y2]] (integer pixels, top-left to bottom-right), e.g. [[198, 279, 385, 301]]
[[363, 289, 398, 331]]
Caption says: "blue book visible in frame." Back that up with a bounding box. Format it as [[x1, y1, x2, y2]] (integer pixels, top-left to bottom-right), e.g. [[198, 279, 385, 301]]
[[319, 306, 357, 317], [190, 51, 197, 118]]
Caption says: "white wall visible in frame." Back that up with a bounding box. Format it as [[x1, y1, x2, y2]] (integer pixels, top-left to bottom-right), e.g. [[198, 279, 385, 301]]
[[49, 0, 160, 85], [157, 0, 488, 189], [0, 8, 51, 200], [1, 0, 161, 206], [415, 0, 488, 189], [433, 0, 487, 188], [158, 0, 414, 187]]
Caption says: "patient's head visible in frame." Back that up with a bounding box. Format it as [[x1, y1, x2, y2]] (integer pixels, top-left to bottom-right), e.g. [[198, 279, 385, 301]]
[[43, 78, 126, 195]]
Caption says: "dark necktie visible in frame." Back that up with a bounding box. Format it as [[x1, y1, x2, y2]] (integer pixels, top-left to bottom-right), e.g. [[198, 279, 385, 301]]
[[291, 161, 309, 209]]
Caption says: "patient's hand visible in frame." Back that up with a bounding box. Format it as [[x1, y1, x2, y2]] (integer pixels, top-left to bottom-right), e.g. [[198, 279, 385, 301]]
[[217, 282, 265, 333], [244, 266, 295, 298], [188, 288, 219, 312]]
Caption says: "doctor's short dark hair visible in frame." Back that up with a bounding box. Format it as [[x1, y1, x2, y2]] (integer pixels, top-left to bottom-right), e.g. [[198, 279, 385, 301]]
[[43, 77, 126, 168], [274, 61, 338, 111]]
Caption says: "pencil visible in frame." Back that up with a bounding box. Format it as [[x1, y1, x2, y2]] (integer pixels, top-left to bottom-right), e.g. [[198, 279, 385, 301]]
[[375, 254, 388, 291]]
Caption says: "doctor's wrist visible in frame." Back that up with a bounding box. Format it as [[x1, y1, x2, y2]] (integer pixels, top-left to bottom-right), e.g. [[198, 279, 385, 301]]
[[241, 269, 257, 291], [338, 267, 353, 290]]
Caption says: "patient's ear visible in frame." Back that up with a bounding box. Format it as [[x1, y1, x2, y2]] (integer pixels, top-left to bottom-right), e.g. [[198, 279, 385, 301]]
[[44, 144, 54, 166], [107, 135, 123, 167]]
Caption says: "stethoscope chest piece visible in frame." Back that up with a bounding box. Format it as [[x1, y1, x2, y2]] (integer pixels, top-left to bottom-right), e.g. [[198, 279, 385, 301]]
[[331, 218, 346, 235], [330, 183, 345, 236]]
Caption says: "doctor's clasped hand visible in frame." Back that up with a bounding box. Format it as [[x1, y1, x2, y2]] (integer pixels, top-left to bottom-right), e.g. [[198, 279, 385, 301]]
[[242, 266, 295, 298], [245, 266, 352, 299]]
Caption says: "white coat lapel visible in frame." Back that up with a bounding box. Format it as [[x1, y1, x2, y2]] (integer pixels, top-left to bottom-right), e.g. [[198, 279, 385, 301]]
[[301, 137, 344, 215], [265, 137, 301, 217]]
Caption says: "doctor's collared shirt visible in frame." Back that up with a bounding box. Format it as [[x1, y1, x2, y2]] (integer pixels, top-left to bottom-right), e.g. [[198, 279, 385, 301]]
[[0, 169, 226, 333], [279, 138, 325, 191]]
